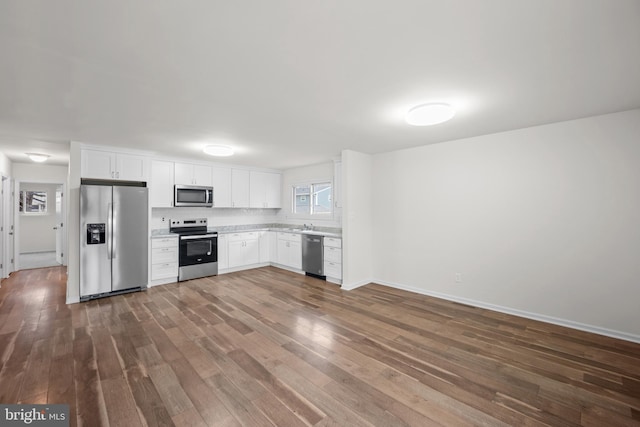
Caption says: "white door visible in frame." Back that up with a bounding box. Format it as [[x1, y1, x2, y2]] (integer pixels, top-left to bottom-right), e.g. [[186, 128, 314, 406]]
[[55, 185, 64, 264], [7, 179, 16, 274]]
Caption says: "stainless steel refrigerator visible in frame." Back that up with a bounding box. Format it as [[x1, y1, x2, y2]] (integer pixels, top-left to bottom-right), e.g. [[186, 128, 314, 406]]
[[80, 184, 148, 300]]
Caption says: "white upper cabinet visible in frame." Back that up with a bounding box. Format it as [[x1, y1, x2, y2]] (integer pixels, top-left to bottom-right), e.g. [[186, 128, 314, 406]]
[[116, 155, 148, 181], [231, 169, 250, 208], [81, 149, 148, 181], [174, 162, 212, 186], [265, 172, 281, 208], [250, 171, 281, 208], [150, 160, 174, 207], [81, 150, 113, 179], [211, 166, 232, 208]]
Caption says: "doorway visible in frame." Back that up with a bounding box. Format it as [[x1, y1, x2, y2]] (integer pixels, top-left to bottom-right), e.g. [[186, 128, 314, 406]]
[[1, 176, 16, 279], [16, 181, 66, 270]]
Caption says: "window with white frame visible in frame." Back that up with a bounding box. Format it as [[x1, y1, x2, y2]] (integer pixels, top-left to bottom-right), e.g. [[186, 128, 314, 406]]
[[292, 182, 332, 216], [19, 190, 48, 214]]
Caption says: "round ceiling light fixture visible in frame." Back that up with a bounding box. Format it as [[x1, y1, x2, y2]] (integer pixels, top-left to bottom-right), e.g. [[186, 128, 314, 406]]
[[26, 153, 50, 163], [405, 103, 456, 126], [203, 145, 234, 157]]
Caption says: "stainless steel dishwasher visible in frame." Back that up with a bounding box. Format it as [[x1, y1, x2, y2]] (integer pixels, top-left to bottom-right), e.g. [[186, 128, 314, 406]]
[[302, 234, 325, 277]]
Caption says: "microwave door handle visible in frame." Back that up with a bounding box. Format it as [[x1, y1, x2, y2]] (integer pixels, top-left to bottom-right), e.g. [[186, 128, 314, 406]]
[[208, 189, 213, 205]]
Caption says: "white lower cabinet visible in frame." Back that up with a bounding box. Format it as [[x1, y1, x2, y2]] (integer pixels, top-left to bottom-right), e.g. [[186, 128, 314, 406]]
[[259, 231, 274, 263], [323, 237, 342, 283], [217, 230, 338, 279], [227, 232, 260, 268], [151, 236, 178, 283], [277, 232, 302, 270]]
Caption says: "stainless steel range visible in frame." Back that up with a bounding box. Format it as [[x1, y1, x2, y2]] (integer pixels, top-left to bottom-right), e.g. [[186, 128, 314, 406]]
[[170, 218, 218, 281]]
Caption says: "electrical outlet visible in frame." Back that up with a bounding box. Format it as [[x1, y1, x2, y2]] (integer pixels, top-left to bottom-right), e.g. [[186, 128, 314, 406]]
[[455, 273, 462, 283]]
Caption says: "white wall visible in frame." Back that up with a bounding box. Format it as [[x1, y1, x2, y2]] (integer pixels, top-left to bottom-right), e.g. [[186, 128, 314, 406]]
[[12, 163, 67, 183], [0, 151, 12, 177], [370, 109, 640, 341], [342, 150, 373, 289], [18, 182, 59, 253], [0, 150, 11, 279], [277, 161, 342, 228], [67, 142, 81, 303]]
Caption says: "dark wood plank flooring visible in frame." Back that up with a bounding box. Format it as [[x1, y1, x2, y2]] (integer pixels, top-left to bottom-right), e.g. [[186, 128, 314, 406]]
[[1, 266, 639, 426]]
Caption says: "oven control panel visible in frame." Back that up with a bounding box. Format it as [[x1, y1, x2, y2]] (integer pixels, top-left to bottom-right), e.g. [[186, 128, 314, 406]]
[[170, 218, 208, 229]]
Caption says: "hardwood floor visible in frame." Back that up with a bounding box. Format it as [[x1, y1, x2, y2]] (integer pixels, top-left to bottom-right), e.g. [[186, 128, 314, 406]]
[[1, 266, 639, 426]]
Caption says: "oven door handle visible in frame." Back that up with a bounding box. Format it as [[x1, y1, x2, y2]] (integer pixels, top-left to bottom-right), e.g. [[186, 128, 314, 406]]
[[180, 234, 218, 240]]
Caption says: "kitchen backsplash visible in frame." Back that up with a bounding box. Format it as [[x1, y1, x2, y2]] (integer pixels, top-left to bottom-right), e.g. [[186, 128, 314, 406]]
[[152, 207, 343, 231], [151, 207, 280, 231]]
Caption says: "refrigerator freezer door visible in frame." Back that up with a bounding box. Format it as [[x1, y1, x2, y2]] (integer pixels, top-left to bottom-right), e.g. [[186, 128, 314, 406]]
[[80, 185, 113, 297], [112, 186, 149, 291]]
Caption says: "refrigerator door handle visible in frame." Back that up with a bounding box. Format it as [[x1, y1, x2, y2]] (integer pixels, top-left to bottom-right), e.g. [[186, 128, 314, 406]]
[[112, 203, 117, 259], [107, 202, 113, 259]]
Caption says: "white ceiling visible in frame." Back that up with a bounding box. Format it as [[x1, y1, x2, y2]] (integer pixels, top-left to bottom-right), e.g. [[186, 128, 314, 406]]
[[1, 0, 639, 169]]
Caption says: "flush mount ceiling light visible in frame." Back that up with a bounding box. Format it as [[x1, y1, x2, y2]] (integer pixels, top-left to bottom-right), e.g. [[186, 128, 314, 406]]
[[203, 145, 234, 157], [26, 153, 50, 163], [405, 103, 456, 126]]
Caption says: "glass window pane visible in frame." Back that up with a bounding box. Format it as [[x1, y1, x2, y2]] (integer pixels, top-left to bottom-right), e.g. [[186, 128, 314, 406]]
[[22, 191, 47, 213], [312, 183, 332, 214], [294, 185, 310, 214]]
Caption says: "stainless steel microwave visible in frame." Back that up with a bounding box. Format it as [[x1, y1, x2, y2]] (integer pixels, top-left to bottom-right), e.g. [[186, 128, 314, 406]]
[[174, 185, 213, 207]]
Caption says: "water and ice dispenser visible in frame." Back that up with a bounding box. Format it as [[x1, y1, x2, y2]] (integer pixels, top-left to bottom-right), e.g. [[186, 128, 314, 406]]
[[86, 223, 106, 245]]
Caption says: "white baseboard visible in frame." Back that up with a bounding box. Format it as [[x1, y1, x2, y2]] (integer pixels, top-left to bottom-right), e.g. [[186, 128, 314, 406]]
[[268, 263, 304, 275], [220, 262, 302, 275], [149, 277, 177, 287], [372, 279, 640, 344], [341, 279, 369, 291]]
